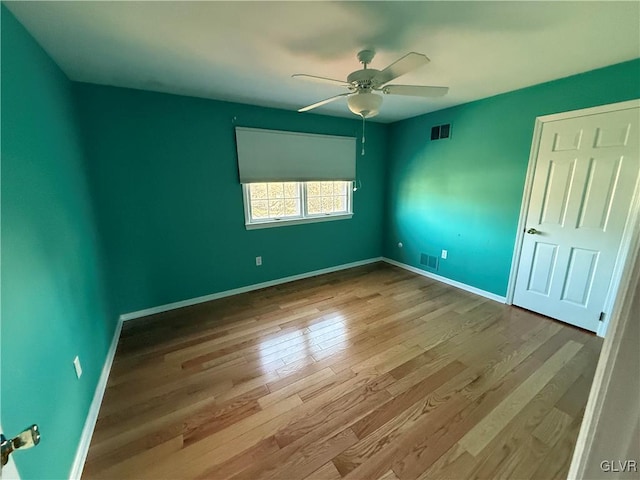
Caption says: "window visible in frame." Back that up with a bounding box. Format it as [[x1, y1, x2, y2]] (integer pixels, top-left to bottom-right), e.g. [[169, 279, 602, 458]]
[[244, 181, 352, 229], [247, 182, 301, 220], [306, 181, 350, 216], [235, 127, 357, 229]]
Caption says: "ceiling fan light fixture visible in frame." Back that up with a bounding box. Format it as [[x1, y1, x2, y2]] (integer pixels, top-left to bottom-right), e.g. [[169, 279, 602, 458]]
[[347, 91, 382, 118]]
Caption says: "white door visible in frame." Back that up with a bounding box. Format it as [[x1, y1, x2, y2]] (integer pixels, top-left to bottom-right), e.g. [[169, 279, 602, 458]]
[[513, 106, 639, 332]]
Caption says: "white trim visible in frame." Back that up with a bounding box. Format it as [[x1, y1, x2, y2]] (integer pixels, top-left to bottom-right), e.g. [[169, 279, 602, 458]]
[[535, 99, 640, 123], [506, 117, 544, 305], [245, 213, 353, 230], [506, 99, 640, 338], [598, 174, 640, 337], [0, 422, 21, 480], [568, 214, 640, 478], [120, 257, 383, 322], [68, 318, 123, 480], [0, 457, 20, 480], [381, 257, 507, 304]]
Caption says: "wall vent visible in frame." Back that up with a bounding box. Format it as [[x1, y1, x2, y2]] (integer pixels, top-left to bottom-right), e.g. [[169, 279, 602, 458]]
[[430, 126, 440, 140], [420, 253, 439, 270], [431, 123, 452, 141]]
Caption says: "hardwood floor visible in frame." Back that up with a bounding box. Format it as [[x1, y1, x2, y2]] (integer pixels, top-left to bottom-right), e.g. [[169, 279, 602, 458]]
[[83, 263, 602, 480]]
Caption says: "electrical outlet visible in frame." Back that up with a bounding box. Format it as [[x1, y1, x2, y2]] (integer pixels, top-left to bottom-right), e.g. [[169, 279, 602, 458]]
[[256, 256, 262, 266], [441, 249, 448, 259], [73, 356, 82, 379]]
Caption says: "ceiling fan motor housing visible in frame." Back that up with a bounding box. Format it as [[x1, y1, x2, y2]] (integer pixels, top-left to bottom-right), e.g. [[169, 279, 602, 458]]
[[347, 69, 381, 90]]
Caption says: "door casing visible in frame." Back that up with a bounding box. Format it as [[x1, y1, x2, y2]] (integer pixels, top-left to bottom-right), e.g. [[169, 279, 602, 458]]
[[0, 422, 21, 480], [506, 99, 640, 338]]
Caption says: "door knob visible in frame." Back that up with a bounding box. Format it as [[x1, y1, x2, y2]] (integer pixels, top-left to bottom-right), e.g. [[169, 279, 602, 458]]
[[526, 228, 540, 234], [1, 424, 40, 466]]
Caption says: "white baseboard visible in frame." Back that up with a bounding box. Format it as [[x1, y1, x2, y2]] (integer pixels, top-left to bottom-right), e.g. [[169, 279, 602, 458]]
[[382, 257, 507, 304], [120, 257, 384, 322], [69, 317, 123, 480]]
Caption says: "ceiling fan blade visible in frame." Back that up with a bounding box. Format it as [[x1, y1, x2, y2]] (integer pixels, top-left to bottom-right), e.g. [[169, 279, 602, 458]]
[[298, 93, 351, 112], [292, 74, 350, 87], [381, 85, 449, 97], [372, 52, 430, 86]]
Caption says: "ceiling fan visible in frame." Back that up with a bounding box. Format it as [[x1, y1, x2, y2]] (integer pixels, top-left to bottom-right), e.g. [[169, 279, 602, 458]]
[[293, 49, 448, 119]]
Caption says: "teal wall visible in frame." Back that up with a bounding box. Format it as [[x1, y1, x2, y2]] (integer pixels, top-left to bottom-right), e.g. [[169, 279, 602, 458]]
[[1, 7, 117, 480], [3, 6, 639, 479], [383, 59, 640, 296], [73, 84, 387, 315]]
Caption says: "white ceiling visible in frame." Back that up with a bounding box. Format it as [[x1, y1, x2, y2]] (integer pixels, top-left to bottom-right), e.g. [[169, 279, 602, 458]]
[[6, 1, 640, 123]]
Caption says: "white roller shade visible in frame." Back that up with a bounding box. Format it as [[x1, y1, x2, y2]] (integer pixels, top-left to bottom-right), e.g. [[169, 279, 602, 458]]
[[235, 127, 356, 183]]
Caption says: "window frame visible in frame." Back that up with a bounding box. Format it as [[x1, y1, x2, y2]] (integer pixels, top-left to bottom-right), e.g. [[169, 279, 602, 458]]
[[242, 181, 353, 230]]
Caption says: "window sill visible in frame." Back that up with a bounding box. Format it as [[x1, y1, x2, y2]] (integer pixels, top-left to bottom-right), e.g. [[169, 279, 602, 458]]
[[245, 213, 353, 230]]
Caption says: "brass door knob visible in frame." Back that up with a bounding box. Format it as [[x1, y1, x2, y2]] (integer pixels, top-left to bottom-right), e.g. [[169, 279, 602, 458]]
[[1, 425, 40, 466]]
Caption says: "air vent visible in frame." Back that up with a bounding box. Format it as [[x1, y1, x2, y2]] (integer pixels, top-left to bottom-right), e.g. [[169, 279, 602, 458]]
[[420, 253, 439, 270], [431, 123, 451, 141], [430, 126, 440, 140]]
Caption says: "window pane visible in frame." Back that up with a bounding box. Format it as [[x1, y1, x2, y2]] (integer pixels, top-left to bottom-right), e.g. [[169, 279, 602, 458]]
[[334, 196, 346, 212], [269, 199, 284, 217], [251, 200, 268, 219], [284, 199, 300, 216], [321, 182, 334, 196], [307, 182, 321, 197], [283, 182, 299, 198], [268, 183, 284, 198], [321, 196, 333, 213], [250, 183, 268, 200], [308, 197, 321, 215], [334, 181, 348, 195]]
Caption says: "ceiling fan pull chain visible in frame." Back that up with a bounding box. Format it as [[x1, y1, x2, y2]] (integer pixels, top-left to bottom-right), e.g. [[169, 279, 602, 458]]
[[361, 115, 366, 156]]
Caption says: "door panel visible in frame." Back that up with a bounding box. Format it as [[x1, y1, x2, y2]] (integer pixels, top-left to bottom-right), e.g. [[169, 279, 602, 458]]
[[561, 248, 598, 306], [594, 123, 630, 148], [539, 159, 575, 226], [527, 242, 558, 295], [552, 129, 582, 151], [577, 157, 622, 230], [514, 107, 639, 332]]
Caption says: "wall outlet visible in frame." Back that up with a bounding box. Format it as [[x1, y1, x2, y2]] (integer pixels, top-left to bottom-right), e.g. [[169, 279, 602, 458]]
[[441, 249, 448, 259], [256, 256, 262, 266], [73, 356, 82, 379]]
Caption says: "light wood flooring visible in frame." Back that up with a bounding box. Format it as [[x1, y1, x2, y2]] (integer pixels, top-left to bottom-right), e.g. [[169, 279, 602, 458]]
[[83, 263, 602, 480]]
